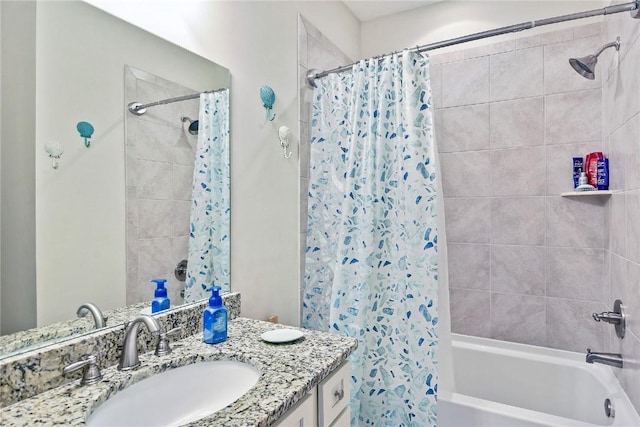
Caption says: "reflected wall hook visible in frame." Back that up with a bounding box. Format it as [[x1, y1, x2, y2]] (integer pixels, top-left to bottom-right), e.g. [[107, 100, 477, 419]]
[[278, 126, 292, 159], [260, 85, 276, 121], [44, 141, 64, 169], [77, 121, 95, 148]]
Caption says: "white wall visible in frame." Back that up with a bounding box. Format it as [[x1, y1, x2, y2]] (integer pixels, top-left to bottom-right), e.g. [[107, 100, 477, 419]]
[[35, 1, 229, 326], [1, 1, 37, 334], [361, 1, 607, 57], [0, 0, 3, 334], [86, 0, 360, 326]]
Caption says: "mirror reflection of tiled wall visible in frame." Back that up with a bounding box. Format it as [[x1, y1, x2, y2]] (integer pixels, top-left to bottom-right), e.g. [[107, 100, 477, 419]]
[[124, 65, 199, 306]]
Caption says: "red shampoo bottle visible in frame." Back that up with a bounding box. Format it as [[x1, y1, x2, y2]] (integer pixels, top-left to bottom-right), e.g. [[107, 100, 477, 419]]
[[585, 152, 604, 187]]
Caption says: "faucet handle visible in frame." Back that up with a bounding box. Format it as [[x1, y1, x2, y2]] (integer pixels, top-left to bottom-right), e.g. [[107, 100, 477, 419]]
[[592, 311, 622, 324], [155, 327, 182, 356], [63, 354, 102, 386], [592, 299, 626, 339]]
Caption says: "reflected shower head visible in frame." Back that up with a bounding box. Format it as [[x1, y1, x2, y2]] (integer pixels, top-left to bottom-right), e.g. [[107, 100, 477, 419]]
[[180, 116, 199, 135], [569, 36, 620, 80]]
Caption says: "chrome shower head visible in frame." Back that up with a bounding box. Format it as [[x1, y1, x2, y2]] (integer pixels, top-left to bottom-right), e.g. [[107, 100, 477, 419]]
[[180, 116, 199, 135], [569, 36, 620, 80]]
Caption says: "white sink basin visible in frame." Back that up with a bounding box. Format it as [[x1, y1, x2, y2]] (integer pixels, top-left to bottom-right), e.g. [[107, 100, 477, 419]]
[[87, 360, 260, 427]]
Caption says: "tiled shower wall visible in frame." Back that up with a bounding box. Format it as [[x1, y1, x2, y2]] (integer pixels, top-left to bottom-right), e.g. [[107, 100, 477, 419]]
[[602, 1, 640, 411], [124, 66, 199, 306], [433, 23, 612, 353]]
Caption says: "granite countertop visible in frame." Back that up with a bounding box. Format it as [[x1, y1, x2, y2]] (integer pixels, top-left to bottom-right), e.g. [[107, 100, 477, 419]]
[[1, 318, 357, 427]]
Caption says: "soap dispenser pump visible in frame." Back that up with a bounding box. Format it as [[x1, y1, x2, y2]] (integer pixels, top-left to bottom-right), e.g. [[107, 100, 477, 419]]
[[150, 279, 171, 314], [203, 286, 228, 344]]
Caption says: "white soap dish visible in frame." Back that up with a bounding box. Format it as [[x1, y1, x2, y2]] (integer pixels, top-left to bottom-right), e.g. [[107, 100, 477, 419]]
[[260, 329, 304, 344]]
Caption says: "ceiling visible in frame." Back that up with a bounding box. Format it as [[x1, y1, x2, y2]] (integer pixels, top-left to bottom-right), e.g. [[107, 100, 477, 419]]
[[343, 1, 444, 22]]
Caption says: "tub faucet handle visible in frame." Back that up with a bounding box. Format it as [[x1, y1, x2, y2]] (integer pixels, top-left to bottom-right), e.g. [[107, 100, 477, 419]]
[[592, 299, 626, 339], [592, 311, 622, 324]]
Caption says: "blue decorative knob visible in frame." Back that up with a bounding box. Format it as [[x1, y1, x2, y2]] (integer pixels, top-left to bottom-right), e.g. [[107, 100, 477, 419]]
[[260, 85, 276, 121], [77, 121, 95, 148]]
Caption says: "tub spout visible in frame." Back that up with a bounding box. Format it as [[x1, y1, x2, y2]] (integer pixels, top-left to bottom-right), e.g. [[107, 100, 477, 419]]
[[586, 348, 623, 368]]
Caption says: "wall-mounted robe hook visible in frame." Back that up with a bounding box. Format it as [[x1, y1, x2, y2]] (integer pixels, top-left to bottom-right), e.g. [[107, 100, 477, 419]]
[[260, 85, 276, 121], [44, 141, 64, 169], [77, 121, 95, 148], [278, 126, 292, 159]]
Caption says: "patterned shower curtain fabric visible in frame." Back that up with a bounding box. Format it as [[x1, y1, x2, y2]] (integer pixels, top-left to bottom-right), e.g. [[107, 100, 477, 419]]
[[303, 51, 439, 426], [184, 90, 231, 302]]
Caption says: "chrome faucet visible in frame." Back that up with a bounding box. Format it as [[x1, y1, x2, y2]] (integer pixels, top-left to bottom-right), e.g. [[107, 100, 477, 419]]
[[586, 348, 623, 368], [118, 315, 161, 371], [77, 302, 107, 329]]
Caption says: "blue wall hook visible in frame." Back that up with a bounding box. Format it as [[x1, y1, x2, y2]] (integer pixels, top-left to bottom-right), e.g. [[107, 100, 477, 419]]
[[260, 85, 276, 121], [77, 121, 95, 148]]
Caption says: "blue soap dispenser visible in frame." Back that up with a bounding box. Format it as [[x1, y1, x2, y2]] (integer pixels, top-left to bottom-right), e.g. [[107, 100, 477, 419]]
[[203, 286, 228, 344], [150, 279, 170, 313]]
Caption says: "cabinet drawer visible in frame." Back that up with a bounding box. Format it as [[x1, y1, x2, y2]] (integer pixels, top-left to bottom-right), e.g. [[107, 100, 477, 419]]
[[318, 361, 350, 427], [330, 407, 350, 427], [273, 389, 317, 427]]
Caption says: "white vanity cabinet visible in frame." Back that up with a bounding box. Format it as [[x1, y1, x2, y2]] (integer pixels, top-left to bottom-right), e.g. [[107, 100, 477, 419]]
[[273, 389, 317, 427], [274, 361, 350, 427]]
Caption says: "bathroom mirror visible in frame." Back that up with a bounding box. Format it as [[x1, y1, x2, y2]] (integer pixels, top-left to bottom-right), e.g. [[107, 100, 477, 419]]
[[0, 1, 231, 358]]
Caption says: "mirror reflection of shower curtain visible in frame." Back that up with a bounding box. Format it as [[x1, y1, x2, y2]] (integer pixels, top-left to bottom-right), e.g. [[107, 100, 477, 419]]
[[303, 51, 445, 426], [184, 90, 231, 302]]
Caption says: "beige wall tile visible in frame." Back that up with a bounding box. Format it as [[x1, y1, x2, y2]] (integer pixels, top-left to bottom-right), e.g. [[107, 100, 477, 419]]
[[491, 197, 545, 245], [441, 57, 489, 107], [490, 147, 545, 196], [440, 151, 491, 197], [444, 198, 491, 243], [546, 196, 605, 248], [546, 247, 605, 301], [545, 89, 602, 144], [448, 243, 490, 290], [137, 160, 172, 200], [491, 245, 545, 296], [138, 199, 173, 239], [437, 104, 490, 153], [490, 97, 544, 149], [491, 293, 545, 346], [490, 47, 543, 101], [450, 289, 491, 337]]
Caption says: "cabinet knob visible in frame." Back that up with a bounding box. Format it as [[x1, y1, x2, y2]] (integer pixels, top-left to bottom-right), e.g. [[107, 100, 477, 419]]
[[334, 388, 345, 402]]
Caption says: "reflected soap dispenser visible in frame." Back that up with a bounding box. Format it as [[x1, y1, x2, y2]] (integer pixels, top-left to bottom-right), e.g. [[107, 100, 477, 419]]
[[150, 279, 171, 314], [203, 286, 228, 344]]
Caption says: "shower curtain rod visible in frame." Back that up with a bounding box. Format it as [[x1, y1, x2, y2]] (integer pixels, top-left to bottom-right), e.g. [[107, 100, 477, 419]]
[[307, 0, 640, 86], [127, 87, 227, 116]]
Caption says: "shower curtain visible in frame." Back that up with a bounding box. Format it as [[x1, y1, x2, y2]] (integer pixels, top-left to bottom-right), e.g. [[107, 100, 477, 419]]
[[184, 90, 231, 302], [303, 51, 440, 426]]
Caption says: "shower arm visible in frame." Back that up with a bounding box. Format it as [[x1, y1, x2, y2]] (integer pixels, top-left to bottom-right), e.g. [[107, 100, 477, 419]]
[[594, 38, 621, 58]]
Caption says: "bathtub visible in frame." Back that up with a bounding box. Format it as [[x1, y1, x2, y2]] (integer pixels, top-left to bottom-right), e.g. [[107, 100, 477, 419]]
[[439, 334, 640, 427]]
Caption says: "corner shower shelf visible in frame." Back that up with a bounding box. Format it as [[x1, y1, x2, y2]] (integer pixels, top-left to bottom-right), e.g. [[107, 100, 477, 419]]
[[560, 190, 613, 197]]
